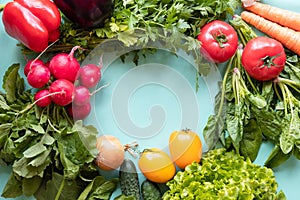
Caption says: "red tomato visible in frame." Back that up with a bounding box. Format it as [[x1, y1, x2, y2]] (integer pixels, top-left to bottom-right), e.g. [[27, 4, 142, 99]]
[[241, 36, 286, 81], [197, 20, 238, 63]]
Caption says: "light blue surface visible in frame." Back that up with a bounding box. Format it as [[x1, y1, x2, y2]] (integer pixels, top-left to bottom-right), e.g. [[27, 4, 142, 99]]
[[0, 0, 300, 200]]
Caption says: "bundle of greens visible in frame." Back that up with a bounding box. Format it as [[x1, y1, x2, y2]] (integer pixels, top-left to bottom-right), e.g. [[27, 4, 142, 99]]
[[0, 64, 117, 199], [163, 148, 285, 199], [203, 15, 300, 168]]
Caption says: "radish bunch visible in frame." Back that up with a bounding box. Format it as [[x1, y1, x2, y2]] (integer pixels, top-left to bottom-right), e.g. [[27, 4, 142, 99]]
[[24, 46, 103, 120]]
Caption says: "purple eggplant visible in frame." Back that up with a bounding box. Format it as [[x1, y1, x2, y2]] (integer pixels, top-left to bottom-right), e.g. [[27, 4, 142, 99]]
[[53, 0, 114, 28]]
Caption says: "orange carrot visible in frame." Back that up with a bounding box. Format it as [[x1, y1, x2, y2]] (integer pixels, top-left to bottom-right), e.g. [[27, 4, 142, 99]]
[[243, 2, 300, 32], [241, 11, 300, 56]]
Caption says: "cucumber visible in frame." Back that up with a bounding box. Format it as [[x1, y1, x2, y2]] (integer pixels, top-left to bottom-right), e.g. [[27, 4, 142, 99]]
[[141, 179, 162, 200], [119, 159, 140, 200]]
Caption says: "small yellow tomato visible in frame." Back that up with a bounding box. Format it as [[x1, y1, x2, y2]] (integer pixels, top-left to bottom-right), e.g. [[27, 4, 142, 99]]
[[169, 129, 202, 169], [138, 148, 176, 183]]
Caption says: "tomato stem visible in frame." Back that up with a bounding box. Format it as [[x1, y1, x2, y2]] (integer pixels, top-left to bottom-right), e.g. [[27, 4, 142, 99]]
[[259, 53, 282, 68], [213, 30, 228, 48]]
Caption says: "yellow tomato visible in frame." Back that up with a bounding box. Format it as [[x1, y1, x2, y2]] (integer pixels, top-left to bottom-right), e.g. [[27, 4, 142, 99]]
[[169, 129, 202, 169], [138, 148, 176, 183]]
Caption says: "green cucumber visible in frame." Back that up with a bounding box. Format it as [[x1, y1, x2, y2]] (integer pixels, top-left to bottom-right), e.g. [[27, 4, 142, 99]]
[[119, 159, 140, 200], [141, 179, 162, 200]]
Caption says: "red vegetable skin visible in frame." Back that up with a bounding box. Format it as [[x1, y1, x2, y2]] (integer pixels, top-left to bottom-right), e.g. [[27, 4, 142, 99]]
[[34, 89, 52, 107], [49, 46, 81, 82], [67, 102, 91, 120], [78, 64, 102, 88], [241, 36, 286, 81], [197, 20, 238, 63], [73, 86, 91, 106], [15, 0, 61, 33], [27, 65, 51, 88], [24, 59, 45, 76], [2, 0, 61, 52], [49, 79, 74, 106], [2, 2, 49, 52]]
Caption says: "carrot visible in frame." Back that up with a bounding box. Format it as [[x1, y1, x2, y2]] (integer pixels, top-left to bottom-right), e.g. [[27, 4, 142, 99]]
[[243, 2, 300, 32], [241, 11, 300, 56]]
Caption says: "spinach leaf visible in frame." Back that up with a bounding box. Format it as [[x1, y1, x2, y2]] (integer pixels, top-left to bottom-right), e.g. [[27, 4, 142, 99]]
[[240, 119, 262, 162], [252, 107, 282, 142], [1, 172, 23, 198], [2, 63, 22, 103], [34, 172, 83, 200], [280, 110, 300, 154], [78, 176, 118, 200], [22, 176, 43, 196], [264, 145, 292, 168]]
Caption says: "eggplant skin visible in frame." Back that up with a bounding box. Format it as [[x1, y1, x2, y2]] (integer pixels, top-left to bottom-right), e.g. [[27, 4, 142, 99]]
[[53, 0, 114, 28]]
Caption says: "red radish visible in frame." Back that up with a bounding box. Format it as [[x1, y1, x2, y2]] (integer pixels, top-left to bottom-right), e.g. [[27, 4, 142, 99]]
[[67, 102, 91, 120], [24, 59, 45, 76], [73, 86, 91, 106], [73, 83, 110, 106], [27, 65, 51, 88], [49, 46, 81, 82], [34, 90, 52, 107], [49, 79, 74, 106], [78, 63, 102, 88]]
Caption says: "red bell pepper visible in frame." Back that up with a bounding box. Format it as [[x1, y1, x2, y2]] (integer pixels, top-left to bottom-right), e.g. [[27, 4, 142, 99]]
[[2, 0, 61, 52]]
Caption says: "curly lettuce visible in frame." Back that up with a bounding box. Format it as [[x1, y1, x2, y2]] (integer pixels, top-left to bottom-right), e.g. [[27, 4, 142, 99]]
[[163, 148, 286, 200]]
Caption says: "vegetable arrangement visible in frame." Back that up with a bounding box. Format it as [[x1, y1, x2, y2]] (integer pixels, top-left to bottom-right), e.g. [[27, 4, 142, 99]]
[[203, 1, 300, 169], [4, 0, 240, 60], [0, 64, 117, 199], [1, 0, 300, 199], [22, 46, 105, 120]]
